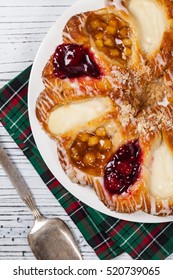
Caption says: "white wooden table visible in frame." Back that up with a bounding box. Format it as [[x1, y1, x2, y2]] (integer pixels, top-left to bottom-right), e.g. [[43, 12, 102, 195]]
[[0, 0, 172, 261]]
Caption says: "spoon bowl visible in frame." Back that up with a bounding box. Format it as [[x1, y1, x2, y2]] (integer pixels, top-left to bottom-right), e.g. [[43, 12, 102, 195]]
[[0, 144, 82, 260], [28, 216, 82, 260]]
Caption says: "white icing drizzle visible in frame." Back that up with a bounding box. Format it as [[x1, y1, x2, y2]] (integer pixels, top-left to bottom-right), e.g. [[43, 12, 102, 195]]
[[136, 105, 173, 137], [95, 176, 148, 213], [150, 196, 172, 216], [63, 14, 87, 42], [57, 139, 103, 187], [150, 196, 156, 215], [62, 30, 76, 43], [36, 91, 55, 122], [161, 200, 172, 215], [167, 68, 173, 81], [164, 75, 173, 89], [43, 78, 64, 102], [43, 61, 131, 105], [105, 0, 129, 13], [158, 95, 170, 107], [76, 14, 87, 32], [155, 53, 166, 72], [164, 67, 173, 90], [57, 139, 89, 185]]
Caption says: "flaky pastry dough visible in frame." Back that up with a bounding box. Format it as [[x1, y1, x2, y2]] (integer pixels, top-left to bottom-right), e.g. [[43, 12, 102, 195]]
[[36, 0, 173, 216]]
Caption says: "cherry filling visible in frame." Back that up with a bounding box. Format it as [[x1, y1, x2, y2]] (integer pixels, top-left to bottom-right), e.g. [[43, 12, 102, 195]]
[[53, 44, 101, 79], [104, 140, 142, 195]]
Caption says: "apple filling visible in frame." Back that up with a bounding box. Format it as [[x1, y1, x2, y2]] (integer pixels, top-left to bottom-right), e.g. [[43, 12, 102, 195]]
[[69, 127, 113, 176], [86, 12, 132, 64]]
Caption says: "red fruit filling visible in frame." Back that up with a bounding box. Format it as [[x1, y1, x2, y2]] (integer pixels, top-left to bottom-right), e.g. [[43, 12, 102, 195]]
[[53, 43, 101, 79], [104, 140, 142, 195]]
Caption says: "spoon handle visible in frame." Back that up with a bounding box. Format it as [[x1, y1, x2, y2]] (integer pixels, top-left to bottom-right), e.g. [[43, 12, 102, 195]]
[[23, 196, 43, 219], [0, 144, 42, 218]]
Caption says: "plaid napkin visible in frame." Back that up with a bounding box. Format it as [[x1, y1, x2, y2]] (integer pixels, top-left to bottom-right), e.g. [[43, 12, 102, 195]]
[[1, 66, 173, 260]]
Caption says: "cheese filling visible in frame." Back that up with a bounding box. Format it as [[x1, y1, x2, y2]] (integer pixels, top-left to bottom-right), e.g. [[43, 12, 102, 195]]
[[128, 0, 167, 54], [48, 97, 113, 134], [150, 140, 173, 199]]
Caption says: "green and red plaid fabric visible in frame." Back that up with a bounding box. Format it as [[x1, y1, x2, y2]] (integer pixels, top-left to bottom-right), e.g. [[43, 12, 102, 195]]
[[1, 66, 173, 260]]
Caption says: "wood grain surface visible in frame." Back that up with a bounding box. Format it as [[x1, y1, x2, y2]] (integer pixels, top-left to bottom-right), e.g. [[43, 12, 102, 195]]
[[0, 0, 172, 260]]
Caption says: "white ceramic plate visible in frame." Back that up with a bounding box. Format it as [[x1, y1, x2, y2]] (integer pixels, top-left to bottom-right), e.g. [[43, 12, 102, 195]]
[[28, 0, 173, 223]]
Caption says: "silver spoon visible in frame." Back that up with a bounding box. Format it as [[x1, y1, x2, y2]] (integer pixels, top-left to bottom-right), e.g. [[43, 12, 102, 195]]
[[0, 144, 82, 260]]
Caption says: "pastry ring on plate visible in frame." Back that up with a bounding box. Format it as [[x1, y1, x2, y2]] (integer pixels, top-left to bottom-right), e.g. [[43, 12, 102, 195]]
[[35, 0, 173, 216]]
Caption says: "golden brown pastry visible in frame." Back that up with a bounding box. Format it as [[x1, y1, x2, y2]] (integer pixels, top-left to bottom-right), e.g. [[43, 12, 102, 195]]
[[94, 103, 173, 215], [35, 0, 173, 216], [163, 64, 173, 104], [109, 0, 173, 78], [42, 4, 149, 104], [92, 136, 151, 214], [137, 104, 173, 215]]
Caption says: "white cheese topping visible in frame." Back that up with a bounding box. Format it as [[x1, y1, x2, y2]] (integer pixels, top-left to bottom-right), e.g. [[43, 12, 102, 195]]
[[128, 0, 167, 54], [48, 97, 113, 134], [150, 140, 173, 199]]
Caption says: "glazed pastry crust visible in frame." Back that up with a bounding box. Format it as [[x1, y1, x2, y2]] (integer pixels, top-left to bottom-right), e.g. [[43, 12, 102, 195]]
[[57, 121, 152, 214], [42, 5, 148, 102], [138, 105, 173, 216], [127, 0, 173, 77], [36, 0, 173, 216], [93, 175, 151, 214], [62, 6, 142, 68], [42, 0, 173, 105]]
